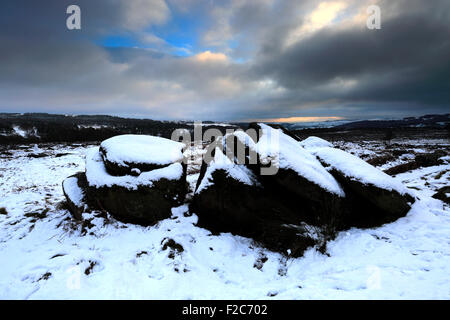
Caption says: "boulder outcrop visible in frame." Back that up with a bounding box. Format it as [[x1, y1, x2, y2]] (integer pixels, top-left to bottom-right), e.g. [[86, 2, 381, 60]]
[[63, 135, 187, 225], [310, 145, 415, 228], [192, 124, 415, 256]]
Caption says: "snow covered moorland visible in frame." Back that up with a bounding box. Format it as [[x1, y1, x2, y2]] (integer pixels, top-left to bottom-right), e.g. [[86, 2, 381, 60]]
[[0, 131, 449, 299]]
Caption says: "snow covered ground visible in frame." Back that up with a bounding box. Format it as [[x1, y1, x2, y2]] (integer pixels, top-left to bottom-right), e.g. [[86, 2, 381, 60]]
[[0, 139, 449, 299]]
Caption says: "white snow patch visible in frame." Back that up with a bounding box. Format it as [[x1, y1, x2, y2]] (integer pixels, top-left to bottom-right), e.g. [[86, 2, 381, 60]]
[[62, 176, 84, 207], [86, 147, 183, 190], [226, 130, 258, 151], [100, 134, 184, 167], [11, 126, 40, 138], [312, 147, 412, 196], [12, 126, 27, 138], [196, 147, 259, 193]]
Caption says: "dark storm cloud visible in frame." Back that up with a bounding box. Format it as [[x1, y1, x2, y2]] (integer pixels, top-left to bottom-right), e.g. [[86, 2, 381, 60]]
[[252, 0, 450, 110], [0, 0, 448, 120], [0, 0, 171, 88], [0, 0, 169, 36]]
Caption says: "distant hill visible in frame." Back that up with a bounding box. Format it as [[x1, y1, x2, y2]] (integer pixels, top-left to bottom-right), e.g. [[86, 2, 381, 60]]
[[279, 119, 353, 130], [333, 114, 449, 130], [1, 112, 448, 144], [0, 113, 236, 144]]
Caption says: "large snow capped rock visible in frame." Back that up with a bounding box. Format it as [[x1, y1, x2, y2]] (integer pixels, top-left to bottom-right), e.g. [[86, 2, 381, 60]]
[[192, 127, 346, 256], [191, 146, 316, 257], [100, 134, 185, 176], [306, 143, 415, 228], [250, 124, 345, 227], [193, 147, 263, 234], [255, 124, 344, 195], [86, 146, 186, 225], [62, 135, 187, 225]]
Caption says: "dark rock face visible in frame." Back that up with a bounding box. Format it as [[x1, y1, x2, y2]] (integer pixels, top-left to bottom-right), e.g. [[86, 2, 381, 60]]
[[87, 173, 187, 225], [432, 186, 450, 204], [192, 128, 346, 256], [240, 124, 345, 228], [328, 169, 414, 228], [193, 168, 264, 235], [191, 166, 317, 257], [258, 168, 344, 228], [27, 153, 49, 158], [192, 125, 415, 256], [311, 145, 415, 229], [226, 126, 344, 228], [415, 151, 446, 167]]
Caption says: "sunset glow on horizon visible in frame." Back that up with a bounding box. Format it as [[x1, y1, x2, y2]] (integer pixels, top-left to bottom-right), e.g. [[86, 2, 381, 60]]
[[247, 116, 345, 123]]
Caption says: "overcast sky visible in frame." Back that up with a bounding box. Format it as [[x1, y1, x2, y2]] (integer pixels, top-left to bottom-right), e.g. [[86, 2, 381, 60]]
[[0, 0, 449, 121]]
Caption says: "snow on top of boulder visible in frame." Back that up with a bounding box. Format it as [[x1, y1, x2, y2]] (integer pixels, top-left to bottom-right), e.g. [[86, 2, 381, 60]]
[[311, 146, 411, 196], [100, 134, 184, 166], [300, 136, 333, 150], [86, 147, 183, 190], [256, 124, 345, 197], [222, 130, 259, 163], [227, 130, 258, 150], [196, 147, 260, 194], [62, 176, 85, 207]]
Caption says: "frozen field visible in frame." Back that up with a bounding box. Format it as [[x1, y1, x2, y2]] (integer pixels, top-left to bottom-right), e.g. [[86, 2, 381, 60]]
[[0, 138, 449, 299]]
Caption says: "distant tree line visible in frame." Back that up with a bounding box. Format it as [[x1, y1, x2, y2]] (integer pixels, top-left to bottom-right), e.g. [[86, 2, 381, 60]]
[[0, 113, 238, 145]]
